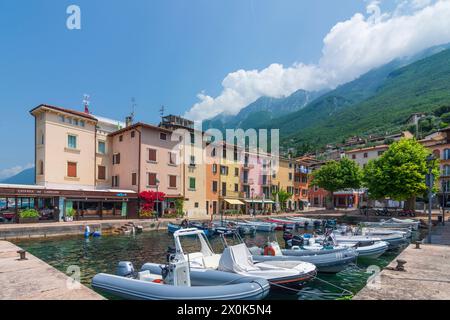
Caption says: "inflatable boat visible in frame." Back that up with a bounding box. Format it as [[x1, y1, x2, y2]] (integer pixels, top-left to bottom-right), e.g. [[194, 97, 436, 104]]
[[92, 259, 270, 300], [249, 242, 358, 274]]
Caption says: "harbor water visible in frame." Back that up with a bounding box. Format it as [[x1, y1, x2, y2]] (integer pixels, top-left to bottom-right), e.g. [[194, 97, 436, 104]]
[[13, 228, 421, 300]]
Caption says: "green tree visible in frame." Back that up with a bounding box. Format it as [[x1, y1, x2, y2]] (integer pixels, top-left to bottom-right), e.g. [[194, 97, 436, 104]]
[[272, 189, 293, 212], [311, 158, 362, 209], [362, 138, 439, 206]]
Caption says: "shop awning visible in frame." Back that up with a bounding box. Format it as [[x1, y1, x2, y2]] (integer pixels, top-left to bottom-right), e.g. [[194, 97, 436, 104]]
[[244, 199, 275, 204], [225, 199, 245, 205]]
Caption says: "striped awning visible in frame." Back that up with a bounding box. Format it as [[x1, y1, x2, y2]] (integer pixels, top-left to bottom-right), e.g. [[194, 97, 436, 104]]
[[225, 199, 245, 205], [244, 199, 275, 204]]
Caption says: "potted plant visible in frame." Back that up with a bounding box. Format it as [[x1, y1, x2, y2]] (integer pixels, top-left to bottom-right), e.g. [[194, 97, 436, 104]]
[[65, 208, 75, 222], [18, 209, 40, 224]]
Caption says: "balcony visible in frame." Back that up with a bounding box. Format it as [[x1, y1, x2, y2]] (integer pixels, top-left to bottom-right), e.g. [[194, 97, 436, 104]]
[[242, 178, 254, 185]]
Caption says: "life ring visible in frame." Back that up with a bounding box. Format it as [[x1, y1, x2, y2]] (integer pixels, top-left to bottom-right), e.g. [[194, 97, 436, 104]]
[[264, 246, 276, 256]]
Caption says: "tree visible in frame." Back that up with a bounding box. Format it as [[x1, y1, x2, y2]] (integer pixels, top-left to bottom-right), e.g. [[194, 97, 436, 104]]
[[272, 189, 293, 212], [311, 158, 362, 209], [362, 138, 439, 206]]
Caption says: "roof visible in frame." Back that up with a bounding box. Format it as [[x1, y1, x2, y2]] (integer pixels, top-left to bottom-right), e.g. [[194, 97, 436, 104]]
[[108, 122, 173, 137], [345, 144, 389, 154], [30, 104, 98, 121]]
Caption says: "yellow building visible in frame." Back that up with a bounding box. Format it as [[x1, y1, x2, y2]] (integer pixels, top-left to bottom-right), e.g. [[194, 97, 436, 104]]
[[271, 156, 295, 210], [218, 143, 244, 214]]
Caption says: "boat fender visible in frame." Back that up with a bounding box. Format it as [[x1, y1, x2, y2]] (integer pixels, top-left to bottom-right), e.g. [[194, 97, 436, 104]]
[[152, 279, 164, 284], [264, 245, 276, 256], [84, 226, 91, 238]]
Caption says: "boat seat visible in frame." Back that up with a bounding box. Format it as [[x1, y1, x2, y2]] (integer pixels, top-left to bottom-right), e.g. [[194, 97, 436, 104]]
[[138, 270, 162, 282]]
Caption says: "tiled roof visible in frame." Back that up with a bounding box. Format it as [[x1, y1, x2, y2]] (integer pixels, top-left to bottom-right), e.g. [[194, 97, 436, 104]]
[[30, 104, 98, 121], [345, 144, 389, 154], [108, 122, 173, 137]]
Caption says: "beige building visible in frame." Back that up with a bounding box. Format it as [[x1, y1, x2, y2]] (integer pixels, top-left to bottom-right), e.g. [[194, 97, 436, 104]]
[[345, 145, 389, 168]]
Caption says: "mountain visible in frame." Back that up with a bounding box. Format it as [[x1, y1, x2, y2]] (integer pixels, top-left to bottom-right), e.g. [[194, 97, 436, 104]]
[[0, 167, 35, 185], [203, 89, 323, 132], [203, 43, 450, 154], [268, 46, 450, 152]]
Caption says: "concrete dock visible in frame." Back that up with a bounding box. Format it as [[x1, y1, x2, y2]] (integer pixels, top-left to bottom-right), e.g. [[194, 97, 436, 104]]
[[0, 241, 104, 300], [354, 243, 450, 300]]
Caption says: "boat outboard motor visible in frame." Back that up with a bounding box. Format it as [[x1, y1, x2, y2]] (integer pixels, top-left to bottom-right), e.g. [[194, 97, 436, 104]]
[[161, 259, 191, 287], [166, 246, 177, 263], [291, 235, 304, 247], [116, 261, 135, 278], [283, 231, 293, 247]]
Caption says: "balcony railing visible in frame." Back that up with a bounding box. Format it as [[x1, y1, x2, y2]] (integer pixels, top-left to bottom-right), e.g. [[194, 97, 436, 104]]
[[243, 178, 254, 185]]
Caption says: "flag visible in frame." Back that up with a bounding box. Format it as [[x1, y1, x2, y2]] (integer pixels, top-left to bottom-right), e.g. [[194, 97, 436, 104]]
[[84, 105, 90, 114]]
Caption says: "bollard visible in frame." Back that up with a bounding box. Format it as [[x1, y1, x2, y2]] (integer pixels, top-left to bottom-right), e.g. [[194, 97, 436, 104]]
[[17, 250, 27, 261], [395, 259, 407, 271], [415, 241, 421, 249]]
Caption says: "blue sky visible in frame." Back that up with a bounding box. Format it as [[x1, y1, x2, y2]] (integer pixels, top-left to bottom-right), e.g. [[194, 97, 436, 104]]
[[1, 0, 448, 178]]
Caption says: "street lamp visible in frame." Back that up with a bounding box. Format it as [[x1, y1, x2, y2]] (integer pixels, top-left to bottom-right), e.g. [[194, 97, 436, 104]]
[[426, 155, 436, 244], [155, 178, 160, 221], [251, 188, 255, 217]]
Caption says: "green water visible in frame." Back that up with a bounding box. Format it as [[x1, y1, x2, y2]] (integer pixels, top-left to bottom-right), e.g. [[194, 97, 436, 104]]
[[13, 230, 420, 300]]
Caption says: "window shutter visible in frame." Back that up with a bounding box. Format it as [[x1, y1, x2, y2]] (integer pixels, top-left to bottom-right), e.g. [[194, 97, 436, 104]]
[[149, 149, 157, 162], [132, 173, 137, 186], [148, 173, 157, 186], [98, 166, 106, 180], [169, 175, 177, 188], [67, 162, 77, 177]]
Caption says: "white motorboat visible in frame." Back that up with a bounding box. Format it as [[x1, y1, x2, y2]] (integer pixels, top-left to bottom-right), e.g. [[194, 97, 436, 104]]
[[329, 233, 407, 249], [239, 220, 277, 232], [363, 218, 420, 231], [338, 241, 389, 259], [174, 228, 317, 286]]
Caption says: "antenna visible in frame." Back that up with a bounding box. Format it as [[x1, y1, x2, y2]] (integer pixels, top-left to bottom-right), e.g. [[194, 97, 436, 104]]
[[83, 94, 90, 114], [160, 105, 165, 118], [131, 97, 137, 122]]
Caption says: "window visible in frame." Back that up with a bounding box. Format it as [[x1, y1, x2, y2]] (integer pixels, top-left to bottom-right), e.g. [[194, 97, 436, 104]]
[[41, 133, 45, 145], [132, 173, 137, 186], [189, 177, 196, 190], [169, 152, 177, 165], [234, 168, 239, 177], [222, 182, 227, 197], [212, 164, 217, 174], [169, 175, 177, 188], [73, 119, 79, 126], [79, 120, 85, 127], [190, 155, 196, 167], [119, 135, 123, 142], [220, 166, 228, 175], [377, 151, 384, 156], [234, 184, 239, 192], [289, 173, 293, 180], [112, 176, 119, 187], [98, 141, 106, 154], [160, 132, 167, 141], [212, 181, 218, 193], [39, 161, 44, 175], [211, 148, 216, 157], [289, 162, 293, 168], [98, 166, 106, 180], [68, 135, 77, 149], [148, 173, 157, 186], [223, 147, 227, 159], [59, 115, 65, 123], [148, 149, 157, 162], [364, 153, 368, 158], [67, 117, 72, 125], [67, 162, 77, 178], [352, 154, 356, 159], [444, 149, 450, 160], [195, 202, 199, 208], [131, 131, 135, 138], [190, 133, 195, 144], [444, 165, 450, 176], [113, 153, 121, 165]]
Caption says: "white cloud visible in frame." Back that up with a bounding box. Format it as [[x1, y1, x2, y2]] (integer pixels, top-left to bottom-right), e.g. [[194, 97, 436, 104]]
[[0, 163, 34, 181], [185, 0, 450, 122]]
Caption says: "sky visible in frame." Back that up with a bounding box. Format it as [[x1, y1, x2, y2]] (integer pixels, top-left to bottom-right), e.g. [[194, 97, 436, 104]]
[[1, 0, 450, 179]]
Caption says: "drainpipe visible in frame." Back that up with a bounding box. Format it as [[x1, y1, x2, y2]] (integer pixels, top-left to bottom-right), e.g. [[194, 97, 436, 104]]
[[94, 124, 97, 189], [136, 127, 142, 217]]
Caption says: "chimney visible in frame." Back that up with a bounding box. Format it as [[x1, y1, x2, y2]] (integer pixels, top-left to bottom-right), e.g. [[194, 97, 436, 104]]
[[125, 116, 133, 127]]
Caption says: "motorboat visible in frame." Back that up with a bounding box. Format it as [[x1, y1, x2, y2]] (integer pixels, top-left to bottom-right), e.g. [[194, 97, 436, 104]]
[[92, 257, 270, 300], [173, 228, 317, 287], [363, 218, 420, 231], [338, 240, 389, 259], [221, 221, 257, 236], [248, 241, 358, 274], [167, 222, 213, 237], [328, 233, 407, 249], [241, 220, 277, 232], [336, 225, 412, 239]]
